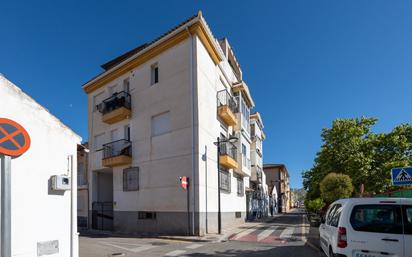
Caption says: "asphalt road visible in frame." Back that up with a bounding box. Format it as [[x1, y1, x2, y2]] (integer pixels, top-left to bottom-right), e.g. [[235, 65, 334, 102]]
[[80, 210, 321, 257]]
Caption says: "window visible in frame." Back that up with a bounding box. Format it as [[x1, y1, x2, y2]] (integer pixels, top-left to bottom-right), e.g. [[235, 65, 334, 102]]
[[404, 206, 412, 235], [235, 212, 242, 218], [93, 133, 105, 151], [219, 167, 231, 193], [123, 78, 130, 92], [138, 211, 156, 220], [350, 205, 403, 234], [237, 176, 244, 196], [330, 204, 343, 227], [93, 92, 104, 112], [123, 167, 139, 191], [151, 63, 159, 85], [108, 84, 118, 95], [151, 111, 171, 136], [124, 124, 130, 141]]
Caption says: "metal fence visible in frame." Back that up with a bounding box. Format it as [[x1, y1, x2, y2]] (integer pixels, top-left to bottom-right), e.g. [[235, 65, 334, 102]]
[[219, 141, 237, 160], [98, 91, 131, 115], [103, 139, 132, 159], [217, 89, 237, 113]]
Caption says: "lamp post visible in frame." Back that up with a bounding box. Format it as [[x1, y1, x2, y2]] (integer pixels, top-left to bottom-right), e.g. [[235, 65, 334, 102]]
[[214, 135, 238, 234]]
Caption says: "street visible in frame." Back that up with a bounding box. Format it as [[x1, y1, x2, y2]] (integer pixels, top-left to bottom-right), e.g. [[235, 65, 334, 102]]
[[80, 210, 320, 257]]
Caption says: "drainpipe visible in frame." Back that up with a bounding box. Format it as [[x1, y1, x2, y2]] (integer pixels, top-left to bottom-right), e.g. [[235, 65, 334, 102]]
[[69, 154, 77, 257], [186, 27, 196, 236]]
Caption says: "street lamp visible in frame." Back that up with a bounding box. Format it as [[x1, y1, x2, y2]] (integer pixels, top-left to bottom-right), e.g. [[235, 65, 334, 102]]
[[214, 135, 238, 234]]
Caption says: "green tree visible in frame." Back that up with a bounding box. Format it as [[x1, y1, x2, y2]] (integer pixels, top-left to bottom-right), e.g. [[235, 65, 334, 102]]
[[320, 173, 353, 203], [303, 117, 412, 200], [304, 198, 325, 214]]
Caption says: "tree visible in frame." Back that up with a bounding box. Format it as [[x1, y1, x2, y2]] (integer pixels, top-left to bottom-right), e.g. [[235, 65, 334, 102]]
[[303, 117, 412, 200], [304, 198, 324, 214], [320, 173, 353, 204]]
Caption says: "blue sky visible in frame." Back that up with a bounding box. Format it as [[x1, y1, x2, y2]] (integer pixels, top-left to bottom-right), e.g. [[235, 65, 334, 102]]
[[1, 1, 412, 188]]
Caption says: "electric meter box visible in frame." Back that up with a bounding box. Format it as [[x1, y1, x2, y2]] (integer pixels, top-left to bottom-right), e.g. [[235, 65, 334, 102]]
[[51, 175, 71, 191]]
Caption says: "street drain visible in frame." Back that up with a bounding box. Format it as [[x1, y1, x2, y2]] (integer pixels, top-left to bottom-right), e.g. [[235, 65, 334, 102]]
[[109, 253, 125, 257]]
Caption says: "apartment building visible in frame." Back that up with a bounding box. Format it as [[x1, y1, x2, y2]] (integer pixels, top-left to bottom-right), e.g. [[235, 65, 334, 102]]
[[83, 12, 260, 235], [246, 112, 270, 219], [263, 164, 291, 213]]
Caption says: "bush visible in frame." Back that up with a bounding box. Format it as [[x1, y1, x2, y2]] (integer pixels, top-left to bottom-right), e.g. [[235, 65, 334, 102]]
[[304, 198, 325, 214], [320, 172, 353, 204]]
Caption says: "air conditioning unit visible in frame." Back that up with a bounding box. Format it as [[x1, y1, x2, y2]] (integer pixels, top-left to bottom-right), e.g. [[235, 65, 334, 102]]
[[51, 175, 71, 191]]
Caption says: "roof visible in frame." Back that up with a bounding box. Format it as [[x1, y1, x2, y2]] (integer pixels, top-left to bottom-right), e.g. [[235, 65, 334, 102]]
[[263, 163, 289, 177], [101, 44, 148, 71], [100, 12, 200, 71], [83, 11, 224, 93]]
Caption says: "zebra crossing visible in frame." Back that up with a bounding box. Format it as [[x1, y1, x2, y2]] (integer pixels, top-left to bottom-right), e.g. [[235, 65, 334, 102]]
[[229, 225, 301, 245]]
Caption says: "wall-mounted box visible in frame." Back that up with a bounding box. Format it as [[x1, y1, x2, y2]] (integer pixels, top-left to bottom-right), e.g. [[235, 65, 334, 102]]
[[51, 175, 71, 191]]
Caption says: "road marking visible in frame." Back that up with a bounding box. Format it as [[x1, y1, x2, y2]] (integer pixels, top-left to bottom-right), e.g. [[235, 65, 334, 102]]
[[185, 243, 203, 249], [257, 227, 277, 241], [165, 250, 186, 256], [100, 242, 155, 253], [280, 227, 294, 240], [231, 227, 259, 240]]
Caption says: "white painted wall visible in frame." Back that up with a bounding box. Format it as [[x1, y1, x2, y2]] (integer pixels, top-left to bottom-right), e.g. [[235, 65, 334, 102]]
[[0, 75, 81, 257]]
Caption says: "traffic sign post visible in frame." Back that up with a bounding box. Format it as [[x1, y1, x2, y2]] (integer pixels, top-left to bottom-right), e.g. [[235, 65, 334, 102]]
[[0, 118, 31, 257], [391, 167, 412, 186], [180, 176, 190, 235]]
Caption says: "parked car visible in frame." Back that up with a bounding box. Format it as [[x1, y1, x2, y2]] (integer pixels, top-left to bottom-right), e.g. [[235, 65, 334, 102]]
[[319, 197, 411, 257]]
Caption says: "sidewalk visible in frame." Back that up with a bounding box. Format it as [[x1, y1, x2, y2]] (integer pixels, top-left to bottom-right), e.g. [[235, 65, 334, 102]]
[[157, 214, 282, 243], [81, 215, 282, 243]]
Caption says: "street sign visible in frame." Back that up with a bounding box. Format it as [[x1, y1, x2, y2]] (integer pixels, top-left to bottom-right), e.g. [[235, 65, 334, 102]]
[[0, 118, 31, 157], [180, 176, 189, 190], [391, 167, 412, 186], [0, 118, 30, 257]]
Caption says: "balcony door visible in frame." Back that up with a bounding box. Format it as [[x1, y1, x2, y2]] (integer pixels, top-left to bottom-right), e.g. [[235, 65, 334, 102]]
[[110, 128, 122, 142]]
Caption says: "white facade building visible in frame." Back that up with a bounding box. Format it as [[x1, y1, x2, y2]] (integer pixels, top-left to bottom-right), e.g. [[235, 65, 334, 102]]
[[0, 75, 81, 257], [83, 12, 262, 235]]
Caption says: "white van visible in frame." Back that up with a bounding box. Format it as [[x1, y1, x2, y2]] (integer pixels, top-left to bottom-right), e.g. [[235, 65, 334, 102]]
[[319, 198, 412, 257]]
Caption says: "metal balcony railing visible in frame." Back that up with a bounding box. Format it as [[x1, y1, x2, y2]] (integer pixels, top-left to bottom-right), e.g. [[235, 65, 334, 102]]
[[217, 89, 237, 114], [219, 141, 237, 160], [98, 91, 131, 115], [103, 139, 132, 159]]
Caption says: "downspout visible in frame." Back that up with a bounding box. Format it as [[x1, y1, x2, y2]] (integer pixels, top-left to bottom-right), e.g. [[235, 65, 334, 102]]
[[69, 154, 77, 257], [186, 27, 196, 235]]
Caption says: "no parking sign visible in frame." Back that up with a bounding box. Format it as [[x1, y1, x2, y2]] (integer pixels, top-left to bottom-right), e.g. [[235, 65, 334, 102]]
[[0, 117, 31, 257], [0, 118, 31, 157]]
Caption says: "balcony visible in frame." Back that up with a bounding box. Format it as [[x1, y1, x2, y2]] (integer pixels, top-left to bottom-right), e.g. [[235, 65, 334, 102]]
[[217, 90, 237, 126], [102, 139, 132, 167], [99, 91, 131, 124], [219, 141, 238, 169]]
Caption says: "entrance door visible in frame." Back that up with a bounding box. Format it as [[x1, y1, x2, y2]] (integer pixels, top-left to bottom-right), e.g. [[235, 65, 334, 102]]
[[92, 170, 113, 230]]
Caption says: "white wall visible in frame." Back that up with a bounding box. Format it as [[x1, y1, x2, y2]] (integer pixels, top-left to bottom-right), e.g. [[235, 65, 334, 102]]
[[196, 34, 248, 231], [0, 75, 81, 257]]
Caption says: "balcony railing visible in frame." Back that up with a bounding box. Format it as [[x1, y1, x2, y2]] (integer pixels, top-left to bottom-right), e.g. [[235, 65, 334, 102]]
[[102, 139, 132, 167], [99, 91, 131, 115], [98, 91, 131, 124], [217, 90, 238, 126], [217, 90, 237, 112], [219, 141, 238, 169], [220, 141, 237, 160]]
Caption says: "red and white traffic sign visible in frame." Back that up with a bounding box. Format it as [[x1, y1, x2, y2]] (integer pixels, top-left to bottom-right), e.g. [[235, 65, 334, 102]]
[[0, 118, 31, 157], [180, 176, 189, 190]]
